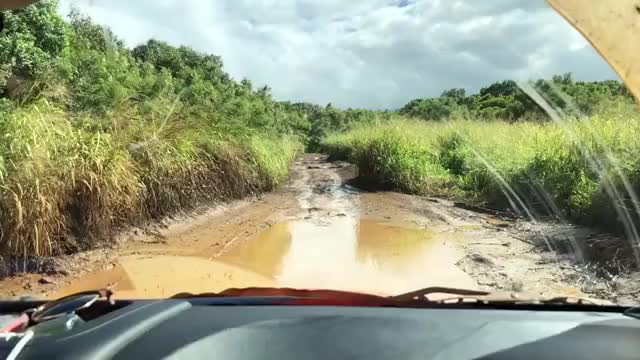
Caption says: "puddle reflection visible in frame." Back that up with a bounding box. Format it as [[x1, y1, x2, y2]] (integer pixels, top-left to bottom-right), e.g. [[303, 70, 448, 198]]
[[58, 218, 475, 298], [221, 218, 474, 295], [220, 222, 292, 277]]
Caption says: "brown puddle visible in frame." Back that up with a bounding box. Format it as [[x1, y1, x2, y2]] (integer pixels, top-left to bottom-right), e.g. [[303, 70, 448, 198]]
[[56, 219, 475, 298], [219, 218, 475, 295], [54, 255, 275, 299]]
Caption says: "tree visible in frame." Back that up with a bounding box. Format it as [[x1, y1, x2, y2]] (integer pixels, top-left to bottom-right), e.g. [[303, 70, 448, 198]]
[[399, 73, 632, 122], [0, 0, 66, 96], [441, 88, 466, 101]]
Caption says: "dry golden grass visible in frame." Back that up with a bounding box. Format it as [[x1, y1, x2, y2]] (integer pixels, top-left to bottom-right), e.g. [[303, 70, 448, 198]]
[[0, 101, 301, 256]]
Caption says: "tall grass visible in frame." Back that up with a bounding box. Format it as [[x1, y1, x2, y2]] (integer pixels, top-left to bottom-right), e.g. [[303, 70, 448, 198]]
[[0, 101, 302, 257], [322, 111, 640, 233]]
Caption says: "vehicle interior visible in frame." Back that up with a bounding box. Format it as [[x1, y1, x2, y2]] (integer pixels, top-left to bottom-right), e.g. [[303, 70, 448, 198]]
[[2, 287, 640, 359]]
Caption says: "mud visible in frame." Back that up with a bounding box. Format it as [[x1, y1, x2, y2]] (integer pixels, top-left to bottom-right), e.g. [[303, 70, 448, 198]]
[[53, 255, 275, 299], [219, 212, 474, 295], [1, 154, 638, 304]]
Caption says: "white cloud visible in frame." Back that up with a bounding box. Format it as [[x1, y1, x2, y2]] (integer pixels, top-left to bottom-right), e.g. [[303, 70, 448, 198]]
[[59, 0, 618, 109]]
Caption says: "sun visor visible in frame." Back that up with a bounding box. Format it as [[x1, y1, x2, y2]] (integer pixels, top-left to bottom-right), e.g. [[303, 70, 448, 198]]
[[547, 0, 640, 103]]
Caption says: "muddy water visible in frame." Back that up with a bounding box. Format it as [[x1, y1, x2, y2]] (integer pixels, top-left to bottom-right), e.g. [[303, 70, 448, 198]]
[[19, 155, 631, 303], [55, 156, 476, 298], [55, 256, 275, 299], [57, 219, 472, 298], [220, 218, 474, 295]]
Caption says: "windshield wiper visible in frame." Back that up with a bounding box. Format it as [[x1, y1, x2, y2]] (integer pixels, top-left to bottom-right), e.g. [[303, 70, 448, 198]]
[[391, 287, 491, 302], [391, 287, 600, 306], [623, 307, 640, 320]]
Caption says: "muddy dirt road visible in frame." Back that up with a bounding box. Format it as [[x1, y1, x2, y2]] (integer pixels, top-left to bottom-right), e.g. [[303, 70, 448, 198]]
[[0, 154, 631, 302]]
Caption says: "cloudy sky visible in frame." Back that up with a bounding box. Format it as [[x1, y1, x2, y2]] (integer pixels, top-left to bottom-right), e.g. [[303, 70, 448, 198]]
[[58, 0, 618, 109]]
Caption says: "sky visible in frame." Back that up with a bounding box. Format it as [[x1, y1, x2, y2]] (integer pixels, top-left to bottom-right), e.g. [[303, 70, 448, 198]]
[[58, 0, 618, 109]]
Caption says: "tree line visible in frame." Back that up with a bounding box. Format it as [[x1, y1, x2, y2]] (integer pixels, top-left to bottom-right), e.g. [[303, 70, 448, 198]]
[[0, 1, 313, 139], [0, 1, 634, 146], [400, 73, 633, 121]]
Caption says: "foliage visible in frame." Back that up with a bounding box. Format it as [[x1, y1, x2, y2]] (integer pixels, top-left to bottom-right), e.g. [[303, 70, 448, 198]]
[[400, 74, 633, 121], [0, 2, 306, 256], [0, 0, 66, 84], [321, 112, 640, 235]]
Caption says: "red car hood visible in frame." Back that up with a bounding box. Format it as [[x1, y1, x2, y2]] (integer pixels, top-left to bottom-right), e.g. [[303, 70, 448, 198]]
[[171, 287, 395, 306]]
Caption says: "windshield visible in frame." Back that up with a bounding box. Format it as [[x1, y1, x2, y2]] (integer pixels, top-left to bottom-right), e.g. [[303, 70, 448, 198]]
[[0, 0, 638, 305]]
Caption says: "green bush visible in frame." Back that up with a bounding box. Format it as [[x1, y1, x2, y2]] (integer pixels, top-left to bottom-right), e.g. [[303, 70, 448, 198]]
[[321, 112, 640, 234], [324, 120, 451, 194], [0, 1, 66, 82], [0, 3, 305, 257], [0, 101, 301, 256]]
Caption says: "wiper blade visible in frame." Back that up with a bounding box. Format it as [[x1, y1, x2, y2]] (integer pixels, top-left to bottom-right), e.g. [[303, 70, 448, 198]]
[[538, 297, 598, 306], [170, 287, 609, 308], [623, 307, 640, 320], [391, 287, 491, 302], [391, 287, 601, 306]]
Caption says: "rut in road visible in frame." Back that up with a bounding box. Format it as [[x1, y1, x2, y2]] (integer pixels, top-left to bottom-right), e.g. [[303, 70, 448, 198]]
[[220, 155, 476, 294], [0, 154, 630, 302]]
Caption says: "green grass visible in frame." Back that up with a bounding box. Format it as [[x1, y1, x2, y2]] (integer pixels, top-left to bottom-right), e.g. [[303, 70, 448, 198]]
[[321, 109, 640, 233], [0, 101, 302, 257]]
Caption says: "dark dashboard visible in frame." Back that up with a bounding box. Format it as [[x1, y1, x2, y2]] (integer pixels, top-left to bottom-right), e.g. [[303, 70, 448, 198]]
[[1, 297, 639, 359]]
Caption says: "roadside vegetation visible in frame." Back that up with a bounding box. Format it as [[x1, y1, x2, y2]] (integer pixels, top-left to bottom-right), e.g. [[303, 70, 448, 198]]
[[321, 55, 639, 236], [0, 2, 308, 257], [322, 101, 640, 235]]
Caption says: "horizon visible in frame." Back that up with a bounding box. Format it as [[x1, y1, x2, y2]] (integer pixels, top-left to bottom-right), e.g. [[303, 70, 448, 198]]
[[57, 0, 619, 110]]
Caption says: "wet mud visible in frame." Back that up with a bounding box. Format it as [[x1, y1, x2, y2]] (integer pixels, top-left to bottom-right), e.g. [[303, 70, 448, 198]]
[[1, 154, 637, 304]]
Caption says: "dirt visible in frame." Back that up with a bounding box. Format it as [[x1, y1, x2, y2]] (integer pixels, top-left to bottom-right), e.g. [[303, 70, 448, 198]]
[[0, 154, 638, 304]]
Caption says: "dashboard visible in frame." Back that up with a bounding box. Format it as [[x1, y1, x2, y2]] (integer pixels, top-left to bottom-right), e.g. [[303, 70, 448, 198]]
[[1, 298, 639, 359]]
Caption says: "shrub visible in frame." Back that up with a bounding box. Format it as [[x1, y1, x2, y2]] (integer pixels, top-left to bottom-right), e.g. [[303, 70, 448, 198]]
[[321, 111, 640, 234]]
